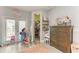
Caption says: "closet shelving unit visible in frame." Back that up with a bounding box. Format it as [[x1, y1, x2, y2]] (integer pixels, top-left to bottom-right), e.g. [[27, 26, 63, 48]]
[[42, 17, 50, 44]]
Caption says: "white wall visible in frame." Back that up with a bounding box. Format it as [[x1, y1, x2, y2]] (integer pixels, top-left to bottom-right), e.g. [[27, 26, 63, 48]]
[[0, 7, 5, 44], [49, 6, 79, 44]]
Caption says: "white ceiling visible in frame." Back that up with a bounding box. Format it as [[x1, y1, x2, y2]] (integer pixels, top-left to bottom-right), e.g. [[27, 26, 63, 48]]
[[9, 6, 55, 12]]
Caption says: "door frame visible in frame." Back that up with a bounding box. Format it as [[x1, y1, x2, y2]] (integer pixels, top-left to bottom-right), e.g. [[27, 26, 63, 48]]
[[32, 11, 42, 43]]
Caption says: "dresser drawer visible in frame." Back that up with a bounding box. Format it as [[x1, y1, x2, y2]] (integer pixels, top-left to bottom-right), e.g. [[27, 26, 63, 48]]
[[58, 42, 71, 52], [50, 26, 73, 53]]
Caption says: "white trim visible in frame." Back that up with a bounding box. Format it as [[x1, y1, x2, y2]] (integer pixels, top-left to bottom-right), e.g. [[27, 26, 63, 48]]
[[32, 11, 42, 42]]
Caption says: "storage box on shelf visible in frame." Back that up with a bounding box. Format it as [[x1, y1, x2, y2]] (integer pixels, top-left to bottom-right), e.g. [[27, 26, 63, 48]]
[[42, 19, 50, 44]]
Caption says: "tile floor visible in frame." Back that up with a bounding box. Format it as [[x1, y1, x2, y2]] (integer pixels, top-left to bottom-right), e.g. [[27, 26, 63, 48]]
[[0, 43, 62, 53]]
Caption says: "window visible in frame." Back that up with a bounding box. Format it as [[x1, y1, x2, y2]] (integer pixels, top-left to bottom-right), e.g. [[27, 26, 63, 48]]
[[6, 19, 15, 41], [19, 20, 26, 40], [19, 21, 25, 32]]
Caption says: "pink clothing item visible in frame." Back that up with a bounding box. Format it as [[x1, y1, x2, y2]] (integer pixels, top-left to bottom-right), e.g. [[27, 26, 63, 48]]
[[11, 35, 18, 42]]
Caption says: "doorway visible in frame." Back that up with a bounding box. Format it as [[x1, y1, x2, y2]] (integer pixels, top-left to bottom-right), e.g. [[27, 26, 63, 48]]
[[33, 13, 40, 42]]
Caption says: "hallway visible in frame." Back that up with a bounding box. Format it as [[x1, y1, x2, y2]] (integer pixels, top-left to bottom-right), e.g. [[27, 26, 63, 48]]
[[0, 43, 62, 53]]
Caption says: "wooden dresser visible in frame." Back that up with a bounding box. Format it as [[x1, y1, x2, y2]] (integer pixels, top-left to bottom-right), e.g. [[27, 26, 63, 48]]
[[50, 26, 73, 53]]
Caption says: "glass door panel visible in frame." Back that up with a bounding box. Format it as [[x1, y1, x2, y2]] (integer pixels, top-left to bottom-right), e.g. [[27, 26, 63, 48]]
[[19, 20, 25, 41], [6, 19, 15, 41]]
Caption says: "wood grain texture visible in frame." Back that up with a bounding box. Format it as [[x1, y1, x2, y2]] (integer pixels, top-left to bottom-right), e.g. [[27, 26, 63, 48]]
[[50, 26, 73, 53]]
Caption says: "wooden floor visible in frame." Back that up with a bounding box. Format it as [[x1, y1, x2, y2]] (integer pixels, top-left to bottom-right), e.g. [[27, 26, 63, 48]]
[[1, 41, 79, 53], [0, 43, 62, 53]]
